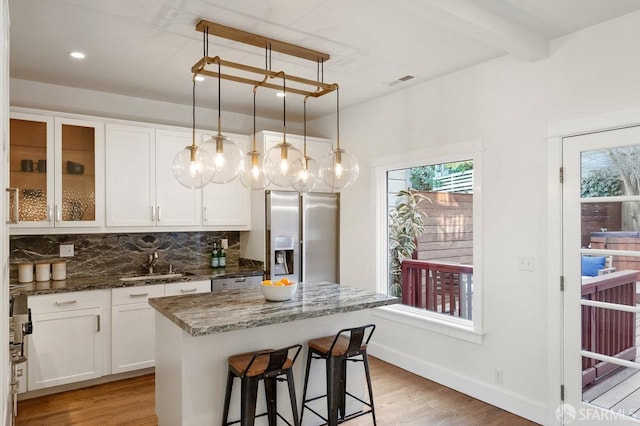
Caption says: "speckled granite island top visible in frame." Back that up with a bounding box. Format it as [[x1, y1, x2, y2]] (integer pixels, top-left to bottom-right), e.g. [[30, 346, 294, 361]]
[[148, 282, 399, 337]]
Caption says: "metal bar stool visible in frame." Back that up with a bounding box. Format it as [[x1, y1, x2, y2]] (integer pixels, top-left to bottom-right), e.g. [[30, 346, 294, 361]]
[[222, 343, 302, 426], [300, 324, 376, 426]]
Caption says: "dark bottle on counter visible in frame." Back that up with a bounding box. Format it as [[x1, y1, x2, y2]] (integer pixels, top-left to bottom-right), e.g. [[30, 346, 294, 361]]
[[211, 242, 219, 268], [219, 245, 226, 268]]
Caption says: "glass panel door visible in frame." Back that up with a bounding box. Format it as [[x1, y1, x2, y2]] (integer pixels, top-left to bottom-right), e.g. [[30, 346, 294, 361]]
[[55, 117, 103, 228], [60, 123, 95, 222], [563, 127, 640, 424], [9, 114, 54, 226]]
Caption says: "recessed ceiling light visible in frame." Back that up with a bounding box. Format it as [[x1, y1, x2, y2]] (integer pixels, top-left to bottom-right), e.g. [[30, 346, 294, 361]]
[[70, 51, 86, 59], [276, 92, 286, 97], [195, 75, 205, 82]]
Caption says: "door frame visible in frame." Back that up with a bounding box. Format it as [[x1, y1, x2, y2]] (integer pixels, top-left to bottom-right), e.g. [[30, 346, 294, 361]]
[[547, 106, 640, 425]]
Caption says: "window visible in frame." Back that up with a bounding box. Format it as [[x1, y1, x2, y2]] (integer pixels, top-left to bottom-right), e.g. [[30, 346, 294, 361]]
[[373, 141, 483, 342]]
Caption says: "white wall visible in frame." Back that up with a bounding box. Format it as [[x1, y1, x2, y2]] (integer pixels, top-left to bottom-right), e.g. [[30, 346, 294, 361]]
[[310, 10, 640, 425], [10, 78, 296, 136]]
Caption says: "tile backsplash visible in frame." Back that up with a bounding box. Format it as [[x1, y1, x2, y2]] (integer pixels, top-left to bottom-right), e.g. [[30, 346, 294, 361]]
[[10, 231, 242, 279]]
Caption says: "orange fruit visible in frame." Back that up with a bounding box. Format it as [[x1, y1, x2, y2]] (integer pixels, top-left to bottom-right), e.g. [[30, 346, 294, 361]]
[[262, 280, 273, 286], [274, 282, 285, 286], [280, 278, 290, 285]]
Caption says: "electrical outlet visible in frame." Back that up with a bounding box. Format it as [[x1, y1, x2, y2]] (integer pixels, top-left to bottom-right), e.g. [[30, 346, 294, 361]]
[[518, 256, 534, 272], [60, 244, 74, 257], [221, 239, 228, 249], [494, 369, 504, 385]]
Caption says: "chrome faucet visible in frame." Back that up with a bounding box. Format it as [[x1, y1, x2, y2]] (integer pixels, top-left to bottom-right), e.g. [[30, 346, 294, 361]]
[[147, 251, 159, 274]]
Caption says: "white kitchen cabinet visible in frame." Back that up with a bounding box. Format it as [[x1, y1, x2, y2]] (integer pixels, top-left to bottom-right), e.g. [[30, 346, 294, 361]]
[[105, 124, 200, 227], [155, 129, 201, 226], [112, 280, 210, 374], [10, 112, 105, 230], [105, 124, 155, 227], [27, 290, 110, 391], [258, 130, 334, 193], [201, 133, 251, 229], [111, 284, 164, 374]]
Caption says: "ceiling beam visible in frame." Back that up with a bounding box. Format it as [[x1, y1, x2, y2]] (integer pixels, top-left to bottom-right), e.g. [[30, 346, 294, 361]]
[[196, 20, 330, 63], [418, 0, 550, 61]]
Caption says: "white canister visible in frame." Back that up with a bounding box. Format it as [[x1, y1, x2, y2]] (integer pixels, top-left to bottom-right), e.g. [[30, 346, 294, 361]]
[[52, 260, 67, 281], [35, 262, 51, 282], [17, 263, 34, 283]]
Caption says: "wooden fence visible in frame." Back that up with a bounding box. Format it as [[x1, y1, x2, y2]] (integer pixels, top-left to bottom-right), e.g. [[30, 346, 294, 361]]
[[401, 259, 473, 319], [582, 270, 637, 387]]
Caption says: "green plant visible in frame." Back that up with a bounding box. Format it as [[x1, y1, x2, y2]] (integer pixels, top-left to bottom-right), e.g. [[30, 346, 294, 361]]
[[581, 168, 622, 197], [388, 189, 430, 297]]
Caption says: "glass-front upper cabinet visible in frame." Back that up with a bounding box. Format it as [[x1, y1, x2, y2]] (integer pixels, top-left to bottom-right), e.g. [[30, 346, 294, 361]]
[[9, 112, 104, 229]]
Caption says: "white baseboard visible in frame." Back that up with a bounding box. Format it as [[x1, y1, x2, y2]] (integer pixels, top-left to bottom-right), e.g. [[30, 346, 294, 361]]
[[369, 342, 547, 425]]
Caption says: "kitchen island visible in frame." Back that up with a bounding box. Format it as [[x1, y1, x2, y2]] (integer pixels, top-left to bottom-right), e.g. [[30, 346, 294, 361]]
[[149, 282, 398, 426]]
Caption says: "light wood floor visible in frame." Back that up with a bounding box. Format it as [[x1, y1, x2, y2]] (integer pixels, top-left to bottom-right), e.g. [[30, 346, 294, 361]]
[[16, 357, 537, 425]]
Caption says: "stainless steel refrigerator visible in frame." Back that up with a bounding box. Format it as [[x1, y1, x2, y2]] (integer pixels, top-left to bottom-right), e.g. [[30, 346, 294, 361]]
[[242, 190, 339, 283]]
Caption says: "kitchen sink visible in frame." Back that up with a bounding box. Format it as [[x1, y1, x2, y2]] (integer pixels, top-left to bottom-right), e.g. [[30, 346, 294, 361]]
[[119, 272, 192, 282]]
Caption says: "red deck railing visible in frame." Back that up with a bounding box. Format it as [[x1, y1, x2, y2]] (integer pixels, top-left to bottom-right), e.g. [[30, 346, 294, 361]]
[[400, 260, 473, 319], [582, 270, 638, 388]]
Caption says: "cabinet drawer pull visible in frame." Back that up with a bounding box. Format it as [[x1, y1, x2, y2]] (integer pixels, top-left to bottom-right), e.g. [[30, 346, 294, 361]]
[[151, 206, 155, 222], [203, 206, 208, 222], [180, 288, 197, 293], [47, 205, 53, 222], [157, 206, 161, 221], [6, 188, 18, 224], [130, 292, 149, 298], [55, 299, 77, 306], [55, 205, 62, 222], [97, 314, 101, 332], [234, 278, 247, 283]]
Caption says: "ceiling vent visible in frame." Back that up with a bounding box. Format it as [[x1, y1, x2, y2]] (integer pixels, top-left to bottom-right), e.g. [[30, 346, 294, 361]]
[[386, 75, 415, 87]]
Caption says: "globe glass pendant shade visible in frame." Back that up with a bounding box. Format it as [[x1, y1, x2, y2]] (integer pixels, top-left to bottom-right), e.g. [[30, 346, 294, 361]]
[[239, 150, 270, 190], [202, 134, 244, 183], [172, 145, 215, 188], [264, 142, 304, 187], [291, 156, 320, 192], [320, 148, 359, 191]]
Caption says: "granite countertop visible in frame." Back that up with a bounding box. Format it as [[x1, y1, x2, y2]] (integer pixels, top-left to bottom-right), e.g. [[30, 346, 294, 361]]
[[9, 266, 263, 297], [148, 282, 399, 337]]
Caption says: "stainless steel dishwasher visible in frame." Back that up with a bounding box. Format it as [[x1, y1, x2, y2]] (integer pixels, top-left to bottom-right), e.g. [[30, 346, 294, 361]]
[[212, 275, 263, 291]]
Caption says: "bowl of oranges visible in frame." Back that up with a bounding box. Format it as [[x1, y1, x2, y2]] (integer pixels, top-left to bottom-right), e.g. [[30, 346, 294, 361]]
[[261, 278, 298, 301]]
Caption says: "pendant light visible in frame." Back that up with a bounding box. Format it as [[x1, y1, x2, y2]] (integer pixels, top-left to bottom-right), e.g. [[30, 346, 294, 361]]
[[172, 76, 215, 188], [292, 97, 319, 192], [202, 61, 243, 184], [320, 87, 359, 190], [264, 74, 304, 187], [239, 86, 270, 189]]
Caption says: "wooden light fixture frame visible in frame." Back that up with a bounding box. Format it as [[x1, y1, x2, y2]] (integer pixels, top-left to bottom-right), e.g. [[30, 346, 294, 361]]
[[192, 20, 337, 98]]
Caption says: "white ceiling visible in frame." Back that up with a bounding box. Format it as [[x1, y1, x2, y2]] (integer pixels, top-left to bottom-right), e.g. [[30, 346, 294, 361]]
[[9, 0, 640, 121]]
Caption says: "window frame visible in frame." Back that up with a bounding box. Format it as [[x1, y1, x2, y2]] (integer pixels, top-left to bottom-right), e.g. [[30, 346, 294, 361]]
[[372, 139, 485, 344]]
